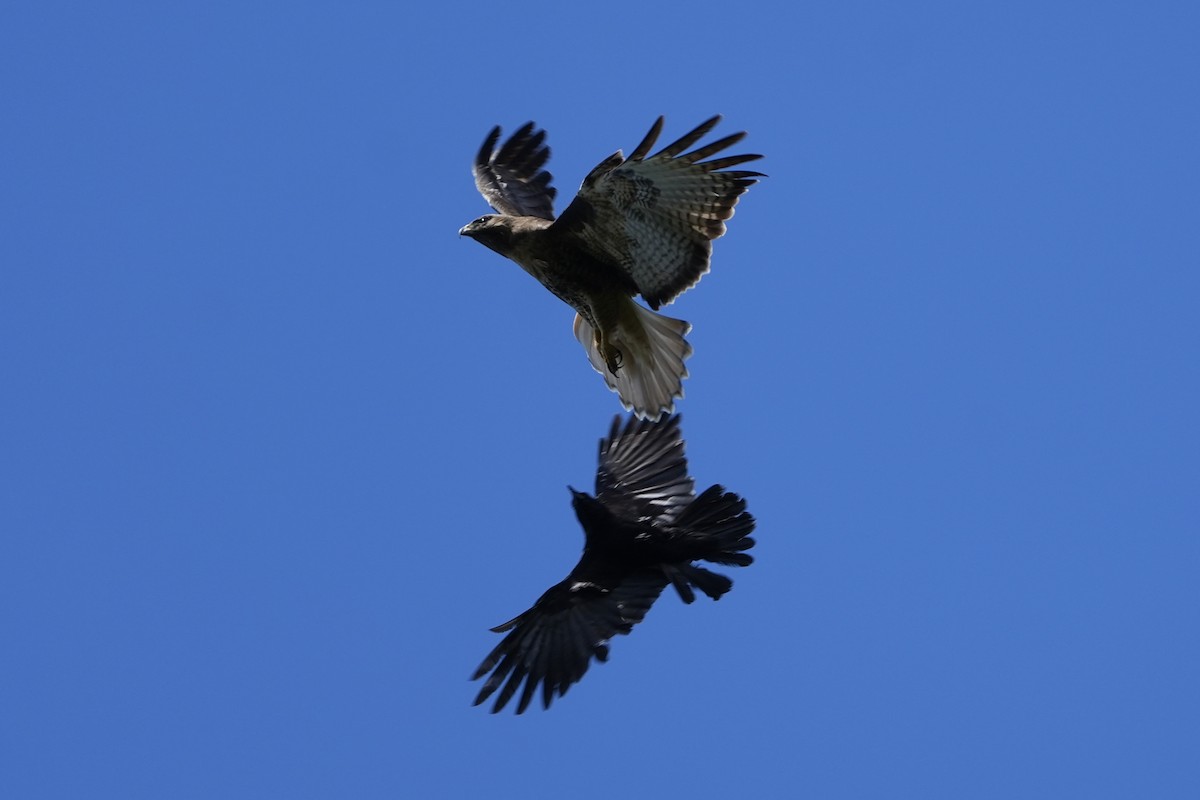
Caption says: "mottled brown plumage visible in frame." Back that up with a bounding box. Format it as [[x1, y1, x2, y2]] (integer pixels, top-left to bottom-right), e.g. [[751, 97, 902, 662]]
[[460, 116, 763, 419]]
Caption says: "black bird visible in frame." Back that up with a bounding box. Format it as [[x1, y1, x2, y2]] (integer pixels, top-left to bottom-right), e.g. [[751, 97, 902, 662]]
[[471, 414, 756, 714]]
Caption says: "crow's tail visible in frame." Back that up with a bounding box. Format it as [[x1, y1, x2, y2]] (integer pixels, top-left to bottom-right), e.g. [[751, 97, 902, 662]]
[[663, 485, 756, 603]]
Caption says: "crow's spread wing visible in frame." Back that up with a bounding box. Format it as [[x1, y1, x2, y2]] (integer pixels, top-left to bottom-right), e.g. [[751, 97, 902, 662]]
[[471, 569, 667, 714], [472, 123, 557, 220], [552, 116, 764, 309], [594, 414, 695, 523]]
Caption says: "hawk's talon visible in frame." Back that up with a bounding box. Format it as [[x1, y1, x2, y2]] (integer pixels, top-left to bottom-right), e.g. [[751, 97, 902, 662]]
[[605, 348, 624, 375]]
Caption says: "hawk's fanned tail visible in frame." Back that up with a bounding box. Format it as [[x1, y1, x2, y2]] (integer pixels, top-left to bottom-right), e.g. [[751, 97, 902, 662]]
[[573, 300, 692, 421]]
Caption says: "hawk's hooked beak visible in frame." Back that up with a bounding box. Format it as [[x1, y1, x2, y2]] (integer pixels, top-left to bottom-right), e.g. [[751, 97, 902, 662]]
[[458, 223, 473, 237]]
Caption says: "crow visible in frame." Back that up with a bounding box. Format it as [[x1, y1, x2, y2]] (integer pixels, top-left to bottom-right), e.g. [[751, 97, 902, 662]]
[[471, 414, 756, 714]]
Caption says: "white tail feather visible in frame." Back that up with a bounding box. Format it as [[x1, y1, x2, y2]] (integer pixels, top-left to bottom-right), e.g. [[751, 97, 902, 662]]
[[573, 301, 692, 420]]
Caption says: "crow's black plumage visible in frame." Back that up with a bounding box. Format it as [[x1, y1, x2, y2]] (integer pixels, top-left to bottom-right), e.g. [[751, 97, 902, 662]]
[[471, 414, 756, 714]]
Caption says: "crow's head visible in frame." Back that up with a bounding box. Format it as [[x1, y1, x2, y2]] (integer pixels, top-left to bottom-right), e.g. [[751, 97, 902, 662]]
[[568, 486, 616, 530]]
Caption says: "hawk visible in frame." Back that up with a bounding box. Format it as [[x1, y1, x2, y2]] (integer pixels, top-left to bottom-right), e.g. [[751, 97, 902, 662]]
[[471, 414, 756, 714], [460, 116, 763, 419]]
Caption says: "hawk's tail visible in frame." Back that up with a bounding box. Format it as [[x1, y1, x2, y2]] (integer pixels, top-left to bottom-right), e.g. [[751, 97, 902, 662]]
[[573, 300, 692, 420]]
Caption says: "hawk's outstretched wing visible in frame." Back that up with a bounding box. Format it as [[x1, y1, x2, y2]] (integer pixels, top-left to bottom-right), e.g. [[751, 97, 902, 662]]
[[594, 413, 695, 524], [471, 569, 667, 714], [472, 122, 557, 220], [552, 116, 764, 309]]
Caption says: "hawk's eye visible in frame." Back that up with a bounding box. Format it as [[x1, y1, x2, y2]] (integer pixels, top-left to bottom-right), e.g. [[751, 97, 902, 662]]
[[475, 216, 489, 226]]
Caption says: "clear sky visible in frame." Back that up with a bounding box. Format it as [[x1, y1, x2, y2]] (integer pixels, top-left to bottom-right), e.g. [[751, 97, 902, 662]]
[[2, 2, 1197, 798]]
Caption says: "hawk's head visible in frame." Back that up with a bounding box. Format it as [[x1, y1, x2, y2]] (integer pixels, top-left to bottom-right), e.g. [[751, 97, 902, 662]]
[[459, 214, 516, 257]]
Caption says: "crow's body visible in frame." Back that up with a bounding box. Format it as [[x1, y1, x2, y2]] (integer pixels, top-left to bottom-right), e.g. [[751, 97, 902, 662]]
[[471, 414, 756, 714]]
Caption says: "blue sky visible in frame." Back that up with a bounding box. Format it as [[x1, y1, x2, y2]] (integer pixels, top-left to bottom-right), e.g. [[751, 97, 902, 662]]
[[2, 2, 1197, 797]]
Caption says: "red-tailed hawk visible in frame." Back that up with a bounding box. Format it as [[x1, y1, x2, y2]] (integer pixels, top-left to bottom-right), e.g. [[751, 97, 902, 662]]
[[460, 116, 763, 419], [471, 414, 756, 714]]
